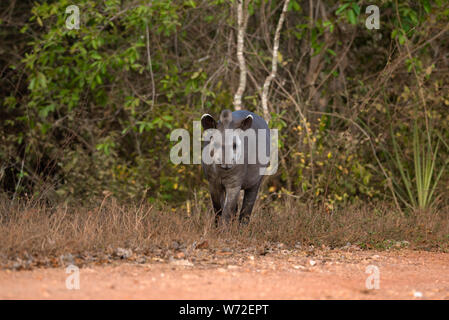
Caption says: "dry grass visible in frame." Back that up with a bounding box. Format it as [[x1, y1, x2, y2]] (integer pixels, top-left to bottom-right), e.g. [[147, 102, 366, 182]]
[[0, 195, 448, 264]]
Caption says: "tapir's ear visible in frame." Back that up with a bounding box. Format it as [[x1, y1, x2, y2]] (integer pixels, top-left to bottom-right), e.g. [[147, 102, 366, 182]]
[[201, 113, 216, 130], [240, 115, 253, 130]]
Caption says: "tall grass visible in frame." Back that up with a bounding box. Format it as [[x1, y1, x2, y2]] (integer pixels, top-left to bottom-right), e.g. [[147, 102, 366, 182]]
[[0, 195, 448, 264], [390, 120, 447, 210]]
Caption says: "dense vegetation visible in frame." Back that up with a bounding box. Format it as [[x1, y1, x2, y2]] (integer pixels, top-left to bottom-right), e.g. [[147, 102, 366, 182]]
[[1, 0, 449, 214]]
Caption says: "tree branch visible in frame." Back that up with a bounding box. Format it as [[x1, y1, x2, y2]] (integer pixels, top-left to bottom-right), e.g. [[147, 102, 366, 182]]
[[261, 0, 290, 121], [145, 22, 156, 110], [233, 0, 249, 110]]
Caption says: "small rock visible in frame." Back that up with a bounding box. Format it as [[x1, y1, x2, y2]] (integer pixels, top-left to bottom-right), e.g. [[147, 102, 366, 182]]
[[60, 253, 75, 265], [174, 251, 185, 259], [115, 248, 132, 259], [217, 249, 233, 256], [12, 262, 22, 270], [341, 242, 361, 251], [395, 240, 410, 248], [170, 259, 193, 267], [136, 256, 147, 264], [195, 240, 209, 249], [413, 291, 423, 298], [293, 265, 305, 270], [227, 265, 239, 270], [258, 247, 271, 256], [171, 241, 180, 250], [307, 245, 315, 254], [309, 260, 317, 266]]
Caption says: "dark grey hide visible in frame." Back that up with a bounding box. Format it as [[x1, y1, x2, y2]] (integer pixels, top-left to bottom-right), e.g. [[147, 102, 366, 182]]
[[201, 109, 270, 225]]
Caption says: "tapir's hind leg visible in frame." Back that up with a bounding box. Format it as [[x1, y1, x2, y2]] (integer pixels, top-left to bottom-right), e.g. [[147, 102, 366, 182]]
[[239, 181, 262, 224]]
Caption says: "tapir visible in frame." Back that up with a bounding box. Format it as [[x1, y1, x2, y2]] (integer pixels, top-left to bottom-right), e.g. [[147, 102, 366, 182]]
[[200, 109, 270, 225]]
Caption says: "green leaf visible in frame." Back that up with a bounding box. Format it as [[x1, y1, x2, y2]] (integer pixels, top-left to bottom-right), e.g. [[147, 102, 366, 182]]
[[347, 9, 357, 25], [37, 72, 47, 89], [186, 0, 196, 8], [336, 3, 350, 15], [288, 0, 301, 12], [422, 0, 431, 13], [28, 77, 36, 91], [326, 48, 336, 56], [38, 104, 55, 118], [351, 3, 360, 16], [91, 52, 102, 60]]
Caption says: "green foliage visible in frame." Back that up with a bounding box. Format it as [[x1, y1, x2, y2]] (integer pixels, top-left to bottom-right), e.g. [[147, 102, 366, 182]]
[[391, 121, 447, 210], [1, 0, 449, 210], [335, 2, 360, 25]]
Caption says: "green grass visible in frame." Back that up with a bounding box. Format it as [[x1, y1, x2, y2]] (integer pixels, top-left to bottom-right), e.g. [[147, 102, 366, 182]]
[[391, 120, 447, 211]]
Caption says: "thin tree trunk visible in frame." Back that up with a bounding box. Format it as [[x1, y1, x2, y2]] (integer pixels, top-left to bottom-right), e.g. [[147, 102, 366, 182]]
[[233, 0, 249, 110], [261, 0, 290, 122]]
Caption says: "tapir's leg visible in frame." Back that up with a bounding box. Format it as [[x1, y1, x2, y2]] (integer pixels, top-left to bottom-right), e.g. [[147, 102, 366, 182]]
[[221, 186, 241, 225], [209, 185, 224, 225], [239, 181, 261, 224]]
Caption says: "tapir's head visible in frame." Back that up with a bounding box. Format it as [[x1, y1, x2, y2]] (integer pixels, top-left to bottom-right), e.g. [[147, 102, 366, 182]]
[[201, 109, 253, 170]]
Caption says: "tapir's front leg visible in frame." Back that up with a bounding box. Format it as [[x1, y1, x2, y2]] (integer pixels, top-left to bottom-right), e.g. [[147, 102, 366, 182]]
[[209, 185, 223, 214], [221, 186, 241, 225], [209, 184, 224, 225], [239, 180, 262, 224]]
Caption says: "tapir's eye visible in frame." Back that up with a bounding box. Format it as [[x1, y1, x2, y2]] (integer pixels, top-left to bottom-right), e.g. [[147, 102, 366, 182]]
[[210, 149, 214, 157]]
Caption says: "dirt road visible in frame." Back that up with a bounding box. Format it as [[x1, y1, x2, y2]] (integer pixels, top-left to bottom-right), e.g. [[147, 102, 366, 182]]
[[1, 249, 448, 299]]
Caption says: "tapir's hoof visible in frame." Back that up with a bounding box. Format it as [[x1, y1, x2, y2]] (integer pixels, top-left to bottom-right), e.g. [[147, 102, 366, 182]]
[[215, 215, 235, 230], [239, 216, 250, 225]]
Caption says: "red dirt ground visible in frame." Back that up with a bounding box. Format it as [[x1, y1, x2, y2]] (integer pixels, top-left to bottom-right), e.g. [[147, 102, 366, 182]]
[[1, 249, 448, 299]]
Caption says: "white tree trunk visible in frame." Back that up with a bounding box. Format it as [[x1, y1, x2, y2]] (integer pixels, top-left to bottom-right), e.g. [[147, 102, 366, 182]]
[[233, 0, 248, 111], [261, 0, 290, 121]]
